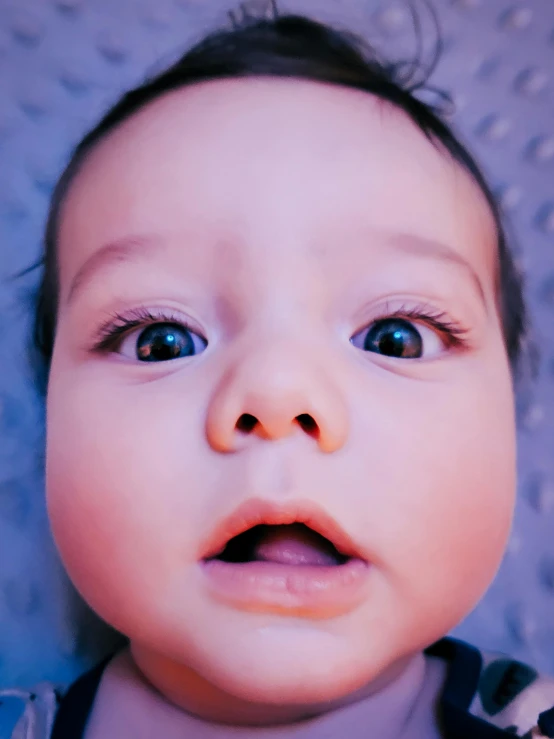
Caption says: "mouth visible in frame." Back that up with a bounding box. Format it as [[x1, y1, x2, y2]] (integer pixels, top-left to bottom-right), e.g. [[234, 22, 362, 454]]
[[200, 498, 365, 562], [199, 500, 369, 617], [206, 522, 351, 567]]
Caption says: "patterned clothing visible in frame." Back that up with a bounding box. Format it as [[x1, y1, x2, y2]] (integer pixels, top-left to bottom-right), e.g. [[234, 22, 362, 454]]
[[2, 637, 554, 738]]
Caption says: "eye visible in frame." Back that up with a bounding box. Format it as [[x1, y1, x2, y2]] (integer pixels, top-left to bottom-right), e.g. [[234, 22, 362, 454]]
[[119, 322, 207, 362], [351, 317, 445, 359]]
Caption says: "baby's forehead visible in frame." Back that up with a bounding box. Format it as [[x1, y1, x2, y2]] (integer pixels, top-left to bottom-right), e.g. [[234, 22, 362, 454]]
[[57, 77, 497, 300]]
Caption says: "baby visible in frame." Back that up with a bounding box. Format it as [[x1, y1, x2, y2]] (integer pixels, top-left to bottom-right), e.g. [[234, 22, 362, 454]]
[[5, 4, 554, 739]]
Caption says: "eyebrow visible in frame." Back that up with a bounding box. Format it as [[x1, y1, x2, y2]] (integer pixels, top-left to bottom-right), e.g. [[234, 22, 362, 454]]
[[65, 231, 487, 309], [385, 232, 487, 308], [66, 235, 161, 305]]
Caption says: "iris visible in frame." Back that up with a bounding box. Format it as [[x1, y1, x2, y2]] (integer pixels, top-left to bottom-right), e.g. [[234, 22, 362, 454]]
[[364, 318, 423, 358], [136, 323, 194, 361]]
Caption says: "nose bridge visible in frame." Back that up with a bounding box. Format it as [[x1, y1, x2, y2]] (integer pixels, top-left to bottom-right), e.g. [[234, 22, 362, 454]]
[[205, 331, 349, 454]]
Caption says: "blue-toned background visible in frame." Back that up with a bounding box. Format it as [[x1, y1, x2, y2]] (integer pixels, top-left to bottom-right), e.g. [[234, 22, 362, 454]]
[[0, 0, 553, 716]]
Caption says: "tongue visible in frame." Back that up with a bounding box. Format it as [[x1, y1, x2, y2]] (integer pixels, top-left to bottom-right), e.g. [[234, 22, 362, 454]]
[[253, 524, 342, 566]]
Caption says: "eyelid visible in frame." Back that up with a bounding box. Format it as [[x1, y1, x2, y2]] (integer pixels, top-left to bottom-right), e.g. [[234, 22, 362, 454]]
[[349, 300, 471, 357], [90, 306, 206, 353], [86, 300, 470, 361], [353, 300, 469, 335]]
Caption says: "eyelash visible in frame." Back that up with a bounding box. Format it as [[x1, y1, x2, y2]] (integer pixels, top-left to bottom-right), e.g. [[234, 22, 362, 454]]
[[366, 302, 470, 350], [92, 307, 200, 352], [90, 303, 470, 354]]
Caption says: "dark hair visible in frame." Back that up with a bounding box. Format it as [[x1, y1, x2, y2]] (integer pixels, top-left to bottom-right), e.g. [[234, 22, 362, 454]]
[[30, 2, 530, 391]]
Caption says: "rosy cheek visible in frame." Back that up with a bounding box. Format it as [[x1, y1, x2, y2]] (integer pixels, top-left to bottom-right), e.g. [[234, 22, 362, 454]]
[[46, 370, 204, 599], [350, 364, 515, 606]]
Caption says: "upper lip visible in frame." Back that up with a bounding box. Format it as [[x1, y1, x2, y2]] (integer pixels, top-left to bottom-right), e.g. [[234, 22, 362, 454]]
[[199, 497, 366, 561]]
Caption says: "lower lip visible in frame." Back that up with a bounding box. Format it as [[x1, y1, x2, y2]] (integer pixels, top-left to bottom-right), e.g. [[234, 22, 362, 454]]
[[200, 558, 370, 617]]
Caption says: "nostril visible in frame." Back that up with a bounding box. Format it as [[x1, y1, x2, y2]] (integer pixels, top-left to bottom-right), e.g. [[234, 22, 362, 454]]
[[296, 413, 319, 437], [235, 413, 319, 438], [236, 413, 258, 433]]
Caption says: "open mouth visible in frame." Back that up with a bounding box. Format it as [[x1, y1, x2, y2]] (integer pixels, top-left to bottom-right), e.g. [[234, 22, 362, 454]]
[[207, 522, 351, 567], [200, 500, 369, 614]]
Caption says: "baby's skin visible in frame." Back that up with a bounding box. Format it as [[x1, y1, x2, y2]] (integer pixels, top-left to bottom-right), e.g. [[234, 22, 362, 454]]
[[45, 77, 516, 735]]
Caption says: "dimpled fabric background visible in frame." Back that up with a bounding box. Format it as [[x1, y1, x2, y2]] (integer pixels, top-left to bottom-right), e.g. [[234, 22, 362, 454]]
[[0, 0, 553, 723]]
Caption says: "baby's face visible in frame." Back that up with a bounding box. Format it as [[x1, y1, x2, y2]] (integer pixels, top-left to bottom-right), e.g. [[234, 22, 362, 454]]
[[46, 78, 515, 708]]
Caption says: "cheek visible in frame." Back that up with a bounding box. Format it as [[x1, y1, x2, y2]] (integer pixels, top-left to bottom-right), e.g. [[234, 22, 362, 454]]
[[355, 364, 516, 624], [45, 366, 208, 630]]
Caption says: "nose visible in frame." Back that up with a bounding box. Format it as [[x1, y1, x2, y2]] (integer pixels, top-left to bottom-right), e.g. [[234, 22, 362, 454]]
[[205, 337, 349, 453]]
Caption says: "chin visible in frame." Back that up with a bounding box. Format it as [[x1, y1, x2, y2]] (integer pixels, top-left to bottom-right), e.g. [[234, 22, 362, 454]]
[[204, 632, 373, 706], [223, 667, 362, 707]]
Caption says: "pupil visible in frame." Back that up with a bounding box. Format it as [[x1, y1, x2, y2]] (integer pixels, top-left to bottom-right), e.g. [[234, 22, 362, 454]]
[[137, 323, 194, 361], [364, 319, 422, 358]]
